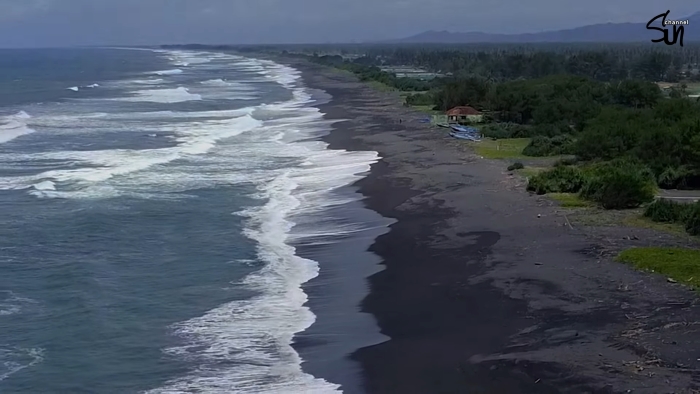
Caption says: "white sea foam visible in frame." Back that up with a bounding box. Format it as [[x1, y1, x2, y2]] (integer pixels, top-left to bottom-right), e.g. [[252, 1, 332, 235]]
[[168, 51, 213, 66], [200, 79, 256, 91], [147, 172, 343, 394], [132, 79, 164, 85], [67, 86, 79, 92], [0, 291, 37, 317], [153, 69, 183, 76], [32, 180, 55, 191], [0, 109, 259, 195], [85, 83, 99, 88], [0, 50, 384, 392], [119, 108, 255, 120], [2, 112, 263, 198], [0, 346, 44, 382], [0, 111, 35, 144], [118, 87, 202, 103], [137, 52, 385, 394], [20, 108, 257, 137]]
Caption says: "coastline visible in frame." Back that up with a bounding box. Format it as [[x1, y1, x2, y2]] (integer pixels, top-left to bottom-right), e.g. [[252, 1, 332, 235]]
[[282, 59, 700, 393]]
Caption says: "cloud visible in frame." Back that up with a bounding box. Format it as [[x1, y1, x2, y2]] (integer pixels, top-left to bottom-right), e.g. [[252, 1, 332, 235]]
[[0, 0, 697, 47], [0, 0, 52, 20]]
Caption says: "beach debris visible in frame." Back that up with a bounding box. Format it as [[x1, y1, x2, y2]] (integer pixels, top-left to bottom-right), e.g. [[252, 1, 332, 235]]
[[537, 214, 541, 218], [667, 278, 678, 283], [535, 262, 543, 266]]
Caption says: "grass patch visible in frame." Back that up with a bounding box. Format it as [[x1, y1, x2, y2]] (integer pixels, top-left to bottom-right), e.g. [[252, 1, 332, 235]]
[[568, 207, 637, 227], [327, 68, 355, 77], [470, 138, 531, 159], [516, 166, 547, 178], [685, 82, 700, 95], [410, 105, 440, 114], [366, 80, 397, 92], [616, 247, 700, 288], [566, 206, 696, 238], [400, 91, 428, 98], [548, 193, 591, 207], [622, 215, 690, 237]]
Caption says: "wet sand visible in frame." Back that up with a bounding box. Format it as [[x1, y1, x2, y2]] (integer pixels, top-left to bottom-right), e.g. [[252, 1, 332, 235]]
[[289, 60, 700, 393]]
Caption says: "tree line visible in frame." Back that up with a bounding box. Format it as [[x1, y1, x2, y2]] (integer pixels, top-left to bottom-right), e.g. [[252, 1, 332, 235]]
[[278, 45, 700, 223]]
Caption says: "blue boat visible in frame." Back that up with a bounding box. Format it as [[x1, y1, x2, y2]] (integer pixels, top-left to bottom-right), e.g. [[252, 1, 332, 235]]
[[448, 124, 481, 141], [449, 131, 481, 141], [450, 124, 480, 134]]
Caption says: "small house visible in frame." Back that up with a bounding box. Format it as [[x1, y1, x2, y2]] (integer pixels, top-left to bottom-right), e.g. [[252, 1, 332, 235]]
[[446, 106, 483, 123]]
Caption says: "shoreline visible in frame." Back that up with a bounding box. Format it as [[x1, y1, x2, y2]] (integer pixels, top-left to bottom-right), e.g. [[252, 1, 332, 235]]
[[284, 59, 700, 393]]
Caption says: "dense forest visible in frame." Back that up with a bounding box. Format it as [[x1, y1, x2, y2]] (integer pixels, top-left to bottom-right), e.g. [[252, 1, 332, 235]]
[[232, 43, 700, 235], [235, 43, 700, 82]]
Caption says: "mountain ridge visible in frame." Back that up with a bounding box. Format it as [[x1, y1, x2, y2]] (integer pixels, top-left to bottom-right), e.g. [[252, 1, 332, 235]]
[[385, 11, 700, 44]]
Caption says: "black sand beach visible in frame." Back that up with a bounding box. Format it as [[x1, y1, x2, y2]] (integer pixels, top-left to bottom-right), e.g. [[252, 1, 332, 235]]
[[288, 60, 700, 393]]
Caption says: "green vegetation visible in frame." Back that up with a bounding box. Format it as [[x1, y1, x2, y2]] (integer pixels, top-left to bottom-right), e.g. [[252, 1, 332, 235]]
[[507, 162, 524, 171], [644, 199, 695, 224], [167, 44, 700, 288], [470, 138, 530, 159], [579, 161, 657, 209], [410, 105, 441, 115], [479, 123, 531, 139], [522, 135, 575, 157], [645, 200, 700, 237], [517, 166, 546, 179], [366, 80, 396, 92], [309, 50, 700, 186], [527, 165, 584, 195], [242, 43, 700, 218], [238, 43, 700, 84], [527, 160, 656, 209], [617, 247, 700, 289], [548, 193, 591, 208], [623, 215, 690, 237], [404, 92, 435, 107], [306, 54, 432, 92]]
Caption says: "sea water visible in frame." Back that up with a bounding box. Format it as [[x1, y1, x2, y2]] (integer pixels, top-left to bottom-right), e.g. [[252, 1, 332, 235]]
[[0, 48, 389, 393]]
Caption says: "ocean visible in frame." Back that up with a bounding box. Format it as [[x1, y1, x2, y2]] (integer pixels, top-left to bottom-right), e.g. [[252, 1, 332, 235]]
[[0, 48, 390, 393]]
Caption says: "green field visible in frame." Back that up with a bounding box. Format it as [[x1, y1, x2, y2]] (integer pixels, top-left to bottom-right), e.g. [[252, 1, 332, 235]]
[[617, 247, 700, 288], [469, 138, 531, 159]]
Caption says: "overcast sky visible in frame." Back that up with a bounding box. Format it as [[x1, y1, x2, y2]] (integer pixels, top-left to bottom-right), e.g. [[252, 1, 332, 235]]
[[0, 0, 698, 47]]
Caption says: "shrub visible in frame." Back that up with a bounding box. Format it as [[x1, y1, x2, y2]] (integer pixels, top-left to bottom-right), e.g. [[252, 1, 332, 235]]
[[480, 123, 532, 139], [529, 123, 572, 137], [580, 162, 656, 209], [685, 203, 700, 236], [656, 166, 700, 189], [644, 199, 694, 223], [508, 124, 534, 138], [522, 134, 575, 157], [479, 125, 510, 139], [554, 157, 579, 167], [507, 162, 524, 171], [405, 92, 434, 106], [527, 166, 584, 195]]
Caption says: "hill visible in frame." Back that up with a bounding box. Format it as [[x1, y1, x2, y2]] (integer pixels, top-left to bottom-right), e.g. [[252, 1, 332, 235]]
[[388, 12, 700, 44]]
